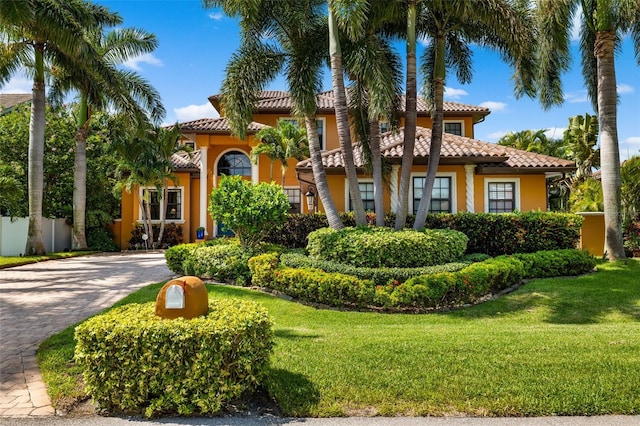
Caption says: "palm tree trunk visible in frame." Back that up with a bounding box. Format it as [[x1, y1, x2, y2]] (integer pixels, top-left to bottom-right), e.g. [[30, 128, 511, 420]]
[[370, 119, 385, 227], [414, 35, 446, 230], [72, 93, 90, 250], [304, 116, 343, 230], [25, 43, 46, 255], [329, 3, 366, 226], [157, 184, 168, 248], [595, 30, 625, 259], [395, 1, 417, 230]]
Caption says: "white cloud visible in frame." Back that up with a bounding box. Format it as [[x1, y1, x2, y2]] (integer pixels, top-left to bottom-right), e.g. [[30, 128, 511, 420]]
[[487, 130, 508, 141], [208, 12, 223, 21], [617, 83, 634, 94], [444, 87, 468, 99], [625, 136, 640, 145], [479, 101, 507, 112], [564, 90, 589, 103], [0, 74, 32, 94], [544, 127, 566, 140], [123, 53, 163, 71], [174, 103, 219, 122], [570, 9, 582, 42]]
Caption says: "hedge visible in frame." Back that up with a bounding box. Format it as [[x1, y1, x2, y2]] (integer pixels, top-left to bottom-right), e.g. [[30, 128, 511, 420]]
[[74, 299, 274, 418], [306, 227, 468, 268], [182, 243, 252, 285]]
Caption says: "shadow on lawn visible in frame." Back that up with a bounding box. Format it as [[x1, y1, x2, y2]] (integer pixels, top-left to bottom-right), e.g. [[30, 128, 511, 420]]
[[451, 260, 640, 324]]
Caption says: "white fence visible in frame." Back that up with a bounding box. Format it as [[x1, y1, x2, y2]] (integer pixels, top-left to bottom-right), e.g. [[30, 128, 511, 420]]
[[0, 217, 72, 256]]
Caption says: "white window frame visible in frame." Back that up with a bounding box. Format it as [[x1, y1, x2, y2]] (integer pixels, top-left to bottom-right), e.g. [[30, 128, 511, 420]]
[[410, 172, 458, 214], [344, 178, 375, 212], [280, 117, 326, 151], [484, 178, 521, 213], [443, 120, 465, 137], [138, 186, 185, 224]]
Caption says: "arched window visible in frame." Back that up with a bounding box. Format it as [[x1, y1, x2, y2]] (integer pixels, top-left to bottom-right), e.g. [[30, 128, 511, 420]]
[[217, 151, 251, 176]]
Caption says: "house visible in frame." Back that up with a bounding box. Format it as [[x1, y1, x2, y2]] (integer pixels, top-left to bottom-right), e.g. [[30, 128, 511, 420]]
[[0, 93, 32, 114], [115, 91, 576, 249]]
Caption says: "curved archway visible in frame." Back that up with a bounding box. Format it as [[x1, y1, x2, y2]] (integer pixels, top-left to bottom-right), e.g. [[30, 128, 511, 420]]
[[216, 150, 251, 177]]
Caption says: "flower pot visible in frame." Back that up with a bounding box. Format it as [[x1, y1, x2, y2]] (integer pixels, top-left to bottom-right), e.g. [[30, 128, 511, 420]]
[[196, 229, 205, 240]]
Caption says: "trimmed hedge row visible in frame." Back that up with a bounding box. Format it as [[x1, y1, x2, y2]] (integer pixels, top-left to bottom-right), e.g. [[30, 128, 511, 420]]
[[74, 299, 274, 418], [264, 212, 583, 256], [281, 252, 470, 286], [182, 243, 252, 284], [249, 249, 596, 311], [306, 227, 468, 268]]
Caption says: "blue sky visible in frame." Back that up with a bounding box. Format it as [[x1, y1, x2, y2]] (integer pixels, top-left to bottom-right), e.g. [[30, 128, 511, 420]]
[[2, 0, 639, 160]]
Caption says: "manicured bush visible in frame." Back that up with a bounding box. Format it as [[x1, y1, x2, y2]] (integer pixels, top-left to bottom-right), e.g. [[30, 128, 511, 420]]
[[306, 226, 468, 268], [183, 242, 252, 285], [280, 252, 470, 286], [165, 243, 197, 275], [87, 226, 119, 252], [74, 299, 274, 418], [509, 249, 596, 278], [129, 223, 184, 250]]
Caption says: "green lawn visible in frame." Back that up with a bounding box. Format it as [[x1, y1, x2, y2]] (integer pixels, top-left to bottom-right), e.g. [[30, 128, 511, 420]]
[[0, 251, 95, 269], [38, 259, 640, 417]]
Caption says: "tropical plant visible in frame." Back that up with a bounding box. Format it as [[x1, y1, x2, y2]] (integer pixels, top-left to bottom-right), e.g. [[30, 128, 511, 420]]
[[49, 25, 165, 250], [563, 113, 600, 180], [535, 0, 640, 260], [498, 129, 566, 157], [412, 0, 537, 230], [568, 177, 603, 212], [620, 156, 640, 223], [204, 0, 345, 230], [0, 164, 22, 216], [251, 120, 309, 185], [0, 0, 119, 255]]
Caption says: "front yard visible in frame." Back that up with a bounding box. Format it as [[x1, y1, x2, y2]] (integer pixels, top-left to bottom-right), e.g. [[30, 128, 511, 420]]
[[39, 259, 640, 417]]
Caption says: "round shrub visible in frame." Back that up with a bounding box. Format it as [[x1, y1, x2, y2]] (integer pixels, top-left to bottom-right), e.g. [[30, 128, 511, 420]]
[[74, 299, 274, 418], [165, 243, 197, 275], [182, 242, 252, 284], [306, 226, 468, 268]]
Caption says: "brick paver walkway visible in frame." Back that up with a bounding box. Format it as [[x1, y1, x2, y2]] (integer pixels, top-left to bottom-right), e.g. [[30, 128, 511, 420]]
[[0, 252, 174, 417]]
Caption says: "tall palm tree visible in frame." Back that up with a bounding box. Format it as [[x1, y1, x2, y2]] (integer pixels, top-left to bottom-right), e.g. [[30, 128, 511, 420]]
[[49, 27, 166, 250], [412, 0, 537, 230], [251, 120, 309, 186], [563, 113, 600, 180], [204, 0, 345, 230], [0, 0, 118, 255], [535, 0, 639, 260]]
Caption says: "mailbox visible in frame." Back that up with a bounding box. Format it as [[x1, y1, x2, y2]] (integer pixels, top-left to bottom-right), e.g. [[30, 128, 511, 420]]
[[155, 276, 209, 320]]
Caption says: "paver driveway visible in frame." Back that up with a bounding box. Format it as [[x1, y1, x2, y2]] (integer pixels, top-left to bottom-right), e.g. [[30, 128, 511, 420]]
[[0, 252, 174, 417]]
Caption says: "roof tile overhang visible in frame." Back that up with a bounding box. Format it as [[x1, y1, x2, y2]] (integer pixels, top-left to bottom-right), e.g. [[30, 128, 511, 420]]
[[171, 150, 201, 172], [296, 126, 576, 174], [0, 93, 32, 113], [209, 91, 491, 122], [178, 117, 268, 134]]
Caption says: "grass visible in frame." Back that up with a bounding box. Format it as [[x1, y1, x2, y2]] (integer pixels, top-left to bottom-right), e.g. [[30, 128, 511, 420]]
[[38, 259, 640, 417], [0, 251, 95, 269]]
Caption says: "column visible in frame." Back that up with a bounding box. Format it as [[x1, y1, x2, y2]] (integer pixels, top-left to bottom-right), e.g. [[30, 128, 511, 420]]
[[464, 164, 475, 213], [390, 165, 400, 214], [199, 146, 208, 232], [252, 159, 259, 184]]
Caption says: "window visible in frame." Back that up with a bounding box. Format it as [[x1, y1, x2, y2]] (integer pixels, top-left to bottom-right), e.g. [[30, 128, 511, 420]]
[[282, 117, 325, 150], [283, 187, 301, 213], [348, 181, 375, 211], [487, 182, 516, 213], [181, 139, 195, 150], [141, 188, 182, 221], [379, 121, 389, 134], [444, 122, 463, 136], [217, 151, 251, 176], [412, 176, 452, 214]]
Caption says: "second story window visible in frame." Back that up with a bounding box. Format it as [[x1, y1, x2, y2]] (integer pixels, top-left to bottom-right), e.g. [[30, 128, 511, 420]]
[[444, 122, 463, 136]]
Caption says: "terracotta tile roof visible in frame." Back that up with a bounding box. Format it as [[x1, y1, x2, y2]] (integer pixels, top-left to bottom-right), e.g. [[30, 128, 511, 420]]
[[178, 117, 268, 133], [296, 126, 575, 173], [0, 94, 32, 112], [209, 90, 490, 119], [171, 150, 201, 171]]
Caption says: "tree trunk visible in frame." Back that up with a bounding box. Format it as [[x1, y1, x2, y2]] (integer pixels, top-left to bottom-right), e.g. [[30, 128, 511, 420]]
[[395, 0, 417, 230], [329, 3, 366, 226], [25, 43, 46, 256], [72, 93, 90, 250], [414, 35, 446, 230], [595, 30, 625, 260], [156, 184, 168, 248], [304, 115, 343, 230], [370, 119, 385, 227]]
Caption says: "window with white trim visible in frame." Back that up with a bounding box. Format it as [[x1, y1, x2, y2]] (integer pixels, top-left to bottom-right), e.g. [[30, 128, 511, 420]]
[[282, 117, 325, 150], [484, 178, 520, 213], [347, 181, 375, 212], [217, 151, 251, 176], [283, 187, 301, 213], [412, 176, 452, 214], [141, 187, 183, 221], [444, 121, 463, 136]]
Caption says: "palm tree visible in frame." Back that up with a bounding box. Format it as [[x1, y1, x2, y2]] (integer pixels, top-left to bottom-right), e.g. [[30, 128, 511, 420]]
[[620, 156, 640, 223], [412, 0, 537, 230], [563, 113, 600, 180], [0, 0, 118, 255], [49, 26, 165, 250], [204, 0, 345, 230], [535, 0, 640, 260], [251, 120, 309, 186]]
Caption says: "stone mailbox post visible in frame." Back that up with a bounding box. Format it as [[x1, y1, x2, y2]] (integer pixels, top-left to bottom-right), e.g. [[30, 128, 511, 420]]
[[155, 276, 209, 319]]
